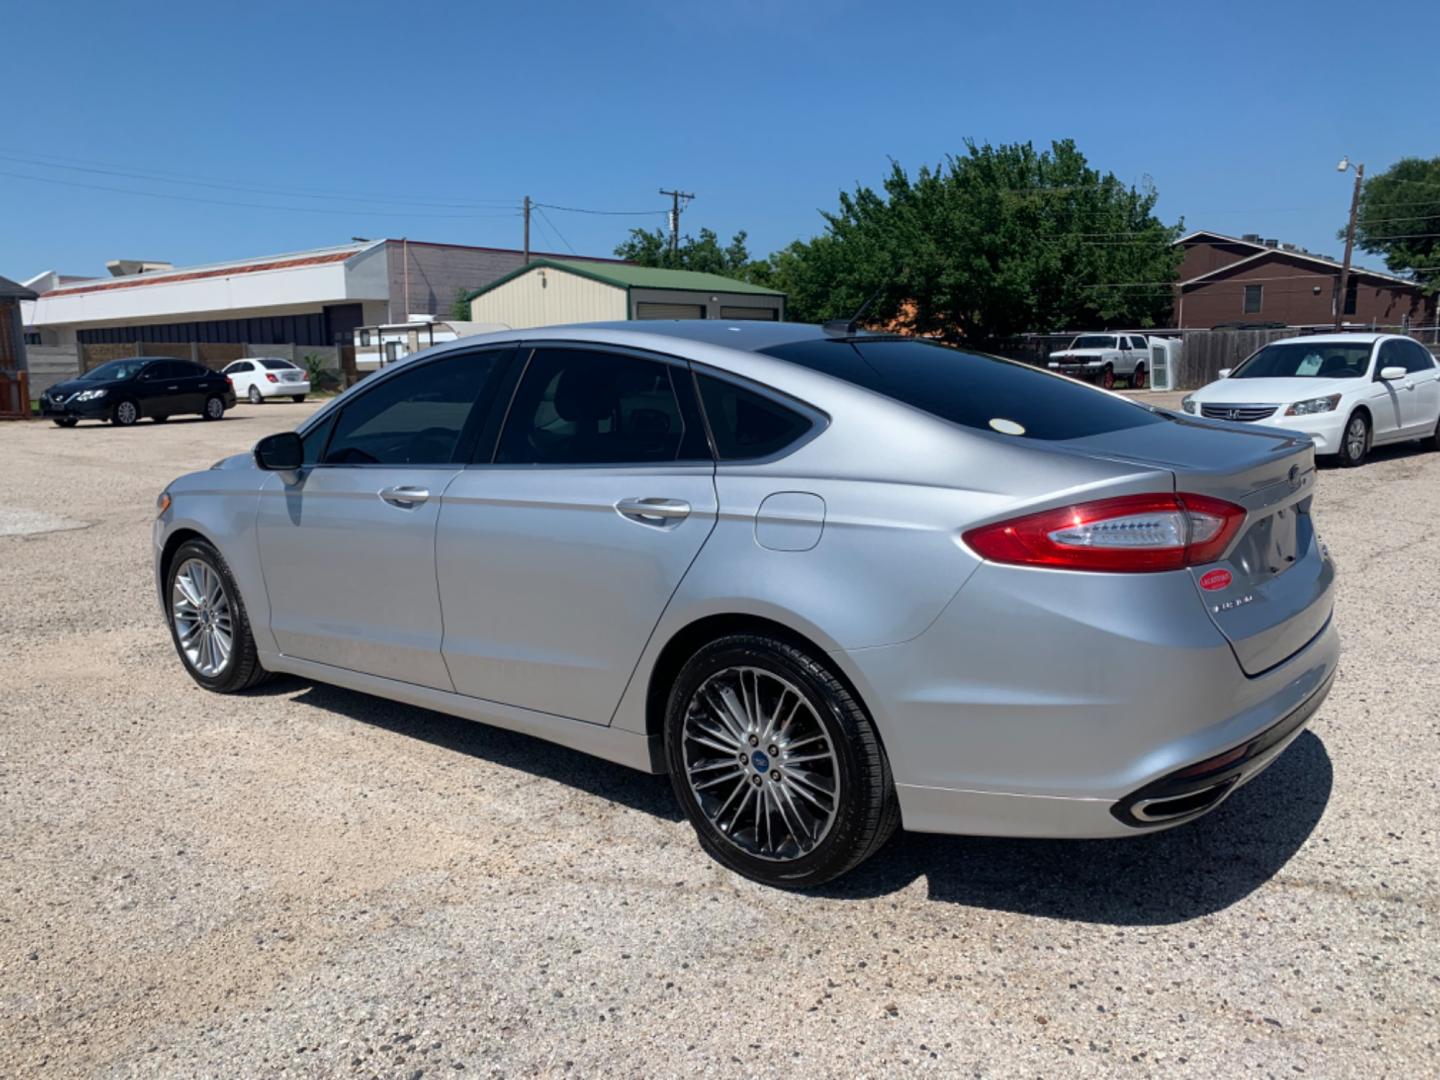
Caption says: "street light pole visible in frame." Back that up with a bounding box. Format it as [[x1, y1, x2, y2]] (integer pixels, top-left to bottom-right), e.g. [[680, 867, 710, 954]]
[[1335, 157, 1364, 331]]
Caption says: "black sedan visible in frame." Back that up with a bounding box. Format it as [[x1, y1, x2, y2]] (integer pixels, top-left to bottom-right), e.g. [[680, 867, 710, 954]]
[[41, 357, 237, 427]]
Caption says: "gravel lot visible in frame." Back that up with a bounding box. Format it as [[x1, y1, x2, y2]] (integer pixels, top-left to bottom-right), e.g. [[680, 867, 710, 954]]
[[2, 396, 1436, 1078]]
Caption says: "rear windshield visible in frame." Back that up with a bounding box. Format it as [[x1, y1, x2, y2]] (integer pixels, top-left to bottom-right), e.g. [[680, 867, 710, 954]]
[[1231, 341, 1371, 379], [1070, 335, 1116, 349], [260, 359, 297, 370], [759, 337, 1163, 441]]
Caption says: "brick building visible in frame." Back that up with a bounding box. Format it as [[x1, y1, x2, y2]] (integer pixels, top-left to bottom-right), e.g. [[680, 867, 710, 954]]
[[1174, 230, 1434, 330]]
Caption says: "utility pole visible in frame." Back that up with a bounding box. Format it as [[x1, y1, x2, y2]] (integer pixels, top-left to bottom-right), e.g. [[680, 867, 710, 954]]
[[659, 188, 694, 258], [523, 196, 531, 264], [1335, 159, 1364, 330]]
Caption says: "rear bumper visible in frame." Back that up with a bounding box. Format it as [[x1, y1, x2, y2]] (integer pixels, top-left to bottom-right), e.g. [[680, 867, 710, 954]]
[[255, 380, 310, 397], [835, 561, 1340, 839]]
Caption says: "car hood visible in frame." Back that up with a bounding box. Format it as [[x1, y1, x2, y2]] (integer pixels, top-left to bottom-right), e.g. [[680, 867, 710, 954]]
[[210, 452, 258, 470], [1193, 376, 1359, 403], [46, 377, 117, 397], [1051, 348, 1111, 360]]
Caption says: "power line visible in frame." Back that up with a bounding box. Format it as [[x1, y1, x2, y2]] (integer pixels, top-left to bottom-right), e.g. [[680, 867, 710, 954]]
[[536, 207, 577, 255], [533, 201, 668, 216]]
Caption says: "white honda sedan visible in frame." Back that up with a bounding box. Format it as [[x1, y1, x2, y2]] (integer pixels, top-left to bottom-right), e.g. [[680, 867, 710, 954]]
[[222, 357, 310, 404], [1182, 333, 1440, 467]]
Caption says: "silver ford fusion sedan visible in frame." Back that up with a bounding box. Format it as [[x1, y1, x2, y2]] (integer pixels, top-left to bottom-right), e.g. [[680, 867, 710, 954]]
[[155, 322, 1338, 888]]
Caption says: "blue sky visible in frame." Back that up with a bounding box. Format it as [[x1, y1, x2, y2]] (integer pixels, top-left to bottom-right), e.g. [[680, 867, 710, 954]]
[[4, 0, 1436, 279]]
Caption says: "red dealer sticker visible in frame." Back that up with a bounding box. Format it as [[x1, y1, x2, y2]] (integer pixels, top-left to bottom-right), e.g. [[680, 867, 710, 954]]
[[1200, 569, 1232, 591]]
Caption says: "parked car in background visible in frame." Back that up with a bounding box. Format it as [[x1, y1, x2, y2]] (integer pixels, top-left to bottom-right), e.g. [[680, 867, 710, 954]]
[[41, 357, 235, 427], [1047, 332, 1151, 389], [155, 322, 1336, 888], [222, 357, 310, 403], [1181, 333, 1440, 467]]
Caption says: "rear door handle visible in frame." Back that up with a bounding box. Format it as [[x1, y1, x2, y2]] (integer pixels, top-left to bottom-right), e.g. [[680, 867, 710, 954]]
[[379, 485, 430, 509], [616, 496, 691, 525]]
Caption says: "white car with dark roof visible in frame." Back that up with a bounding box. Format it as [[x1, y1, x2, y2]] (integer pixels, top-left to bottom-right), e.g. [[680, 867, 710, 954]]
[[223, 357, 310, 404]]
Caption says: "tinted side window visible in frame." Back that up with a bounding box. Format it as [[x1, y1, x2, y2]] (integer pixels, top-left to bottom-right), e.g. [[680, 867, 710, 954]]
[[760, 338, 1163, 441], [323, 351, 504, 466], [496, 348, 686, 465], [302, 412, 336, 465], [1129, 336, 1149, 351], [1403, 340, 1436, 374], [695, 374, 814, 460]]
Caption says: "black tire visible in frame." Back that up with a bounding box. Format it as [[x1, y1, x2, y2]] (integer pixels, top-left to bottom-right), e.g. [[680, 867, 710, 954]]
[[202, 395, 225, 420], [1430, 415, 1440, 452], [664, 632, 900, 889], [52, 417, 78, 428], [292, 395, 306, 403], [151, 414, 169, 423], [1100, 364, 1115, 390], [111, 399, 139, 426], [1131, 363, 1147, 390], [1339, 411, 1370, 467], [248, 385, 263, 404], [164, 538, 269, 693]]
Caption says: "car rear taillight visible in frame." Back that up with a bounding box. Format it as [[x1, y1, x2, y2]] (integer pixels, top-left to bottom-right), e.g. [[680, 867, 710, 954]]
[[265, 373, 278, 383], [962, 493, 1246, 572]]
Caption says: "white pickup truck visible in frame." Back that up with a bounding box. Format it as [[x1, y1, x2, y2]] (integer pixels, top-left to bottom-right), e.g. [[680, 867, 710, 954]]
[[1047, 332, 1151, 389]]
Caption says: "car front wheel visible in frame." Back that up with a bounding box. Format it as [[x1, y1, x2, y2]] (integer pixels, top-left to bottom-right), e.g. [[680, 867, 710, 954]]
[[1340, 412, 1369, 467], [52, 417, 78, 428], [1100, 365, 1115, 390], [165, 539, 268, 692], [112, 399, 139, 426], [664, 633, 899, 889]]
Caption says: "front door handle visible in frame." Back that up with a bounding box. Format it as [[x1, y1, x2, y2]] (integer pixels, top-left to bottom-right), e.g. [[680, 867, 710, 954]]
[[616, 496, 691, 526], [167, 385, 179, 390], [379, 485, 430, 509]]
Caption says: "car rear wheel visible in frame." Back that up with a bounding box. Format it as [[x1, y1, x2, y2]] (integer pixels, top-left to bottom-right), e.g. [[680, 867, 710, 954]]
[[1100, 365, 1115, 390], [665, 633, 899, 889], [112, 399, 139, 426], [165, 539, 268, 693], [292, 395, 306, 403], [1340, 412, 1369, 467], [52, 417, 78, 428], [248, 385, 263, 404], [203, 395, 226, 420], [1131, 363, 1147, 390]]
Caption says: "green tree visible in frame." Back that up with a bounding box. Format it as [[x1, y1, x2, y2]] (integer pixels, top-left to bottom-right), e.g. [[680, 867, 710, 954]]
[[449, 286, 473, 321], [614, 226, 759, 278], [764, 139, 1182, 344], [1351, 157, 1440, 290]]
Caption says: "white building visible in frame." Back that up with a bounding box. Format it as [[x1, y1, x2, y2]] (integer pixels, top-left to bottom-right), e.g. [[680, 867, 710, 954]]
[[354, 316, 509, 370], [22, 239, 621, 359]]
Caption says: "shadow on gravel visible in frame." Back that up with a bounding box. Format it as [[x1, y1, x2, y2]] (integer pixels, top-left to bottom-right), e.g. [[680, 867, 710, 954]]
[[1316, 439, 1432, 469], [253, 676, 682, 821], [817, 731, 1332, 924]]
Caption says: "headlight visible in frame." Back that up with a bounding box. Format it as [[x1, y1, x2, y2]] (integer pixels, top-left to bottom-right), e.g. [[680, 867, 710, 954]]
[[1285, 394, 1341, 416], [75, 388, 108, 401], [1180, 395, 1196, 414]]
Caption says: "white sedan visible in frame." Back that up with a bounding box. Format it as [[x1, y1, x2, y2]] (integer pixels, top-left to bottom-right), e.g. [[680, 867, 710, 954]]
[[222, 358, 310, 404], [1181, 333, 1440, 467]]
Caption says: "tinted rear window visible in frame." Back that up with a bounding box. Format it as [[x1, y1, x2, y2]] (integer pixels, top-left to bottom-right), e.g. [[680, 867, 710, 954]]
[[759, 337, 1163, 441], [261, 359, 296, 370]]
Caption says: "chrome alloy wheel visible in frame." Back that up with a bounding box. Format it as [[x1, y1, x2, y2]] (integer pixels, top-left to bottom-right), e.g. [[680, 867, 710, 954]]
[[116, 400, 138, 425], [205, 396, 225, 419], [681, 666, 841, 861], [171, 558, 233, 677], [1345, 416, 1367, 460]]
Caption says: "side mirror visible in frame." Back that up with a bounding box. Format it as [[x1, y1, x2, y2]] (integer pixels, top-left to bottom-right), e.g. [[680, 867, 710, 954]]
[[1379, 365, 1407, 381], [1217, 368, 1232, 378], [254, 431, 304, 471]]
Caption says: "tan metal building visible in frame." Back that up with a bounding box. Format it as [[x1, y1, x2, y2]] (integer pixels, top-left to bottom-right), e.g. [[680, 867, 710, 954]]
[[466, 259, 785, 329]]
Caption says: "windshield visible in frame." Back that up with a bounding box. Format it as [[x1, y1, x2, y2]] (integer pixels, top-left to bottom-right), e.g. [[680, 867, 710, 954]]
[[260, 359, 297, 370], [1231, 341, 1372, 379], [759, 337, 1162, 441], [82, 359, 150, 381], [1070, 335, 1115, 350]]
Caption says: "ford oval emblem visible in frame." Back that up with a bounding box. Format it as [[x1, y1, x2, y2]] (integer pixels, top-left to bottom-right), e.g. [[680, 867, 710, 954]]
[[1200, 569, 1232, 591]]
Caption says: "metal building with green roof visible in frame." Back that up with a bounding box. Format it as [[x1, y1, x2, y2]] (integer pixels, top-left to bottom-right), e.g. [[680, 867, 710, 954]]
[[465, 259, 785, 328]]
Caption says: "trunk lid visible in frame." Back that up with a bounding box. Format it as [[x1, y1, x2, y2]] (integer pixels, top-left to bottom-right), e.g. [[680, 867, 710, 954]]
[[1071, 413, 1335, 675]]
